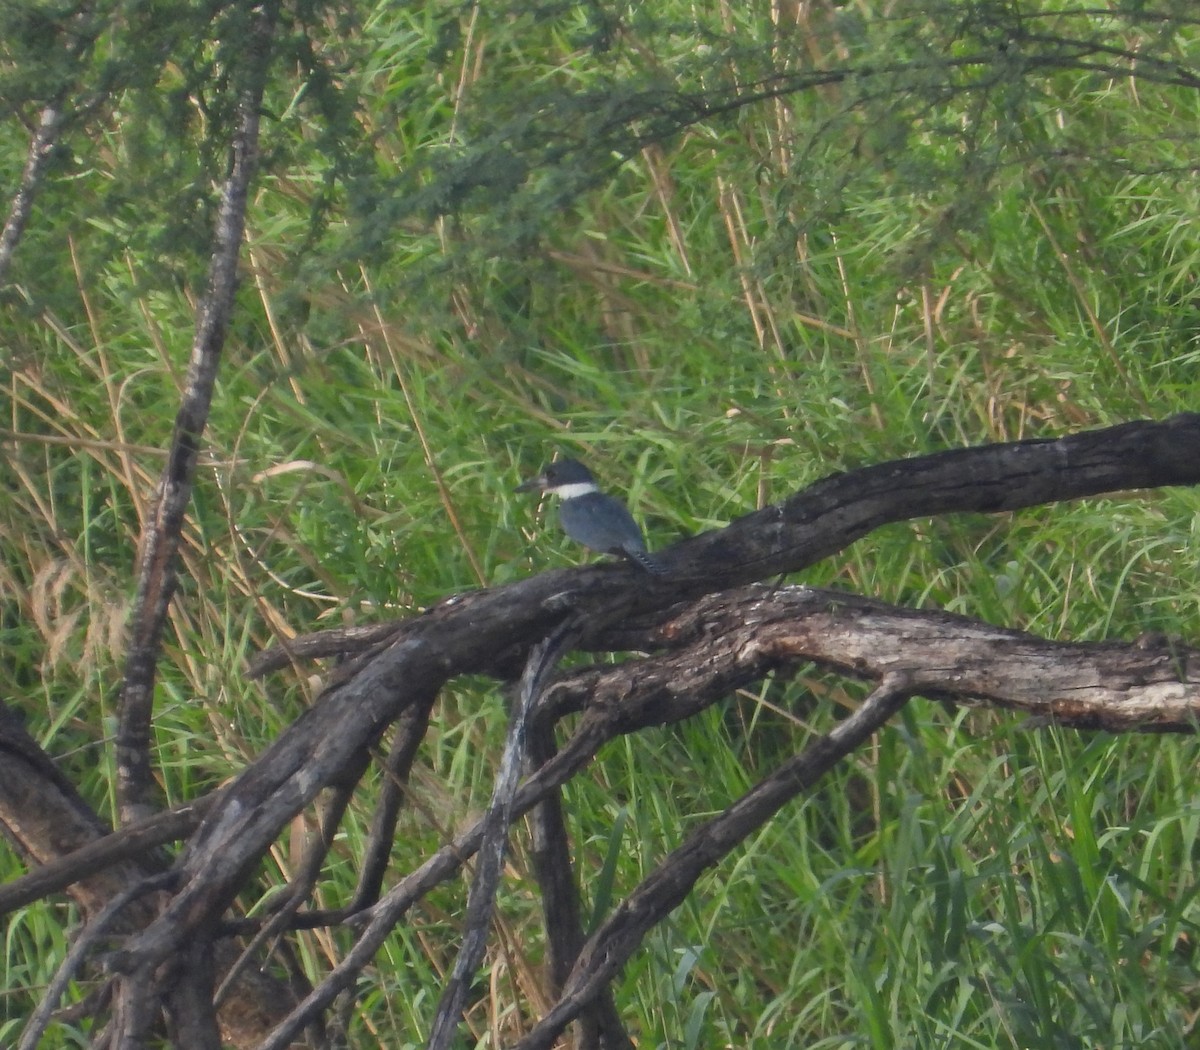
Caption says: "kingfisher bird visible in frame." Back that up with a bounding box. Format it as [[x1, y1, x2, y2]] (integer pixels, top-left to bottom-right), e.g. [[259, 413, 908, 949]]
[[516, 457, 666, 575]]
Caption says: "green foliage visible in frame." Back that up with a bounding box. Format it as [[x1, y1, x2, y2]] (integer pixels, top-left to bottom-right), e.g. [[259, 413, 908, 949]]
[[2, 0, 1200, 1045]]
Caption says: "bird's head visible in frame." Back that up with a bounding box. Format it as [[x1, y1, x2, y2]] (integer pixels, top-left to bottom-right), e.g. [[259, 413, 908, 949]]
[[516, 458, 599, 499]]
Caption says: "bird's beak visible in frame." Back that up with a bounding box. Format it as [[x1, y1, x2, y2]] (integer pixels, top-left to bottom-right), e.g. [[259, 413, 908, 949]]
[[515, 472, 547, 494]]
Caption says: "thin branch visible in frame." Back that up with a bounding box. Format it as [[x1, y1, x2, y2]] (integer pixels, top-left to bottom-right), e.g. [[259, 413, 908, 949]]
[[350, 695, 437, 911], [0, 1, 109, 284], [427, 619, 579, 1050], [0, 795, 214, 917], [526, 722, 584, 994], [526, 718, 632, 1050]]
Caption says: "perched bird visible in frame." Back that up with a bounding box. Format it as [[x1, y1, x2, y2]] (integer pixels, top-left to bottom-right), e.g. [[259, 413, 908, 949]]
[[517, 457, 666, 575]]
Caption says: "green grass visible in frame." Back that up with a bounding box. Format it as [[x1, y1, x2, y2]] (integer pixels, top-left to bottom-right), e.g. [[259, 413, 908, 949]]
[[3, 1, 1200, 1045]]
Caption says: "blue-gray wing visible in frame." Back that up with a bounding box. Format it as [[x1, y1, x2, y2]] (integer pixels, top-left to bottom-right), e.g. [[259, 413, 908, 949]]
[[559, 492, 666, 574], [559, 492, 647, 554]]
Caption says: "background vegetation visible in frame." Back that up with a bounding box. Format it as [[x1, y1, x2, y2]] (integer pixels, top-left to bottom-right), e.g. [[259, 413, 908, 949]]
[[2, 0, 1199, 1045]]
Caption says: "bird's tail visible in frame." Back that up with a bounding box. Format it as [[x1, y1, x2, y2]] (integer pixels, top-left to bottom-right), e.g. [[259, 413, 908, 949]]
[[626, 548, 668, 576]]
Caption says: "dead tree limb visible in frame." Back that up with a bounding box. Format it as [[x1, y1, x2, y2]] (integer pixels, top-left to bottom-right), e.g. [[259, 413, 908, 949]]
[[7, 415, 1200, 1046], [0, 102, 68, 285], [527, 711, 633, 1050]]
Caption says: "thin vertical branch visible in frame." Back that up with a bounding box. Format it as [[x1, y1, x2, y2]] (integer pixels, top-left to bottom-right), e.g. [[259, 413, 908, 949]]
[[425, 619, 579, 1050], [351, 695, 437, 910], [526, 723, 586, 993], [527, 720, 633, 1050], [115, 0, 279, 825]]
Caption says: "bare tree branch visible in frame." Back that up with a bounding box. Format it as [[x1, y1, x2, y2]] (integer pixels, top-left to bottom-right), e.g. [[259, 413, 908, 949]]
[[551, 585, 1200, 733], [667, 413, 1200, 584], [7, 416, 1200, 1043], [5, 3, 1195, 1044], [254, 576, 1200, 1046], [0, 700, 165, 920], [350, 695, 438, 911], [105, 416, 1200, 1029], [248, 412, 1200, 677], [0, 1, 110, 284], [428, 619, 579, 1050], [0, 793, 213, 917]]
